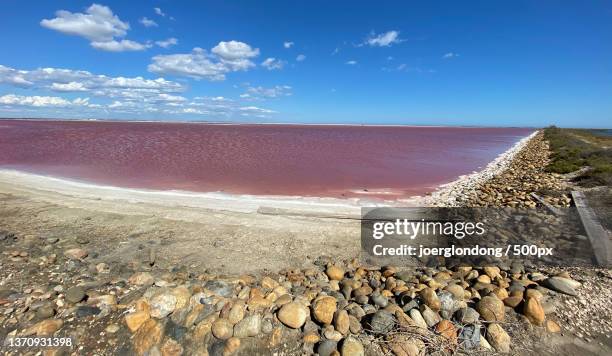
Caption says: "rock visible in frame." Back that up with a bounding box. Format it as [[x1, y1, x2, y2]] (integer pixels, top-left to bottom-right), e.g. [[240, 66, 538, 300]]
[[64, 248, 88, 260], [76, 306, 101, 317], [233, 314, 261, 338], [25, 319, 63, 336], [435, 320, 457, 343], [486, 323, 510, 353], [458, 324, 481, 349], [408, 309, 428, 329], [205, 280, 235, 298], [261, 276, 279, 290], [369, 310, 395, 334], [455, 307, 479, 324], [445, 284, 465, 300], [334, 310, 350, 335], [420, 305, 440, 327], [133, 319, 164, 355], [326, 265, 345, 281], [212, 319, 233, 340], [161, 338, 184, 356], [277, 302, 308, 328], [476, 296, 505, 322], [542, 277, 578, 296], [388, 335, 423, 356], [419, 288, 440, 311], [224, 337, 240, 355], [65, 286, 86, 303], [323, 327, 343, 341], [313, 296, 337, 325], [35, 305, 56, 319], [503, 296, 522, 308], [371, 293, 388, 308], [126, 311, 150, 332], [546, 320, 561, 333], [341, 336, 364, 356], [129, 272, 155, 286], [228, 304, 245, 324], [105, 324, 120, 333], [150, 293, 177, 318], [523, 297, 545, 325], [349, 315, 362, 334], [317, 340, 338, 356]]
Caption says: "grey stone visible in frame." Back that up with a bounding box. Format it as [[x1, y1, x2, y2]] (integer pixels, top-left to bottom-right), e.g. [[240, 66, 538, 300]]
[[542, 277, 578, 296], [369, 310, 395, 334], [233, 314, 262, 338], [65, 286, 86, 303]]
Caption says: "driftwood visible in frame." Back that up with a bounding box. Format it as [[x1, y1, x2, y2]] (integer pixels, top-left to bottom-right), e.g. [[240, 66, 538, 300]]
[[572, 191, 612, 267]]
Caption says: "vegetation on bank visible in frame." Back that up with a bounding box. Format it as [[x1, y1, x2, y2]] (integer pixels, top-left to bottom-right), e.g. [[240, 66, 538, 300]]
[[544, 126, 612, 186]]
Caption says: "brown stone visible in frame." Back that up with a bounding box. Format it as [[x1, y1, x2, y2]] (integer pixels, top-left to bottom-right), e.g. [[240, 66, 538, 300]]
[[419, 288, 440, 311], [313, 296, 337, 325], [546, 320, 561, 333], [476, 296, 505, 321], [212, 319, 233, 340], [161, 338, 183, 356], [327, 265, 345, 281], [277, 302, 308, 328], [334, 309, 350, 335], [523, 297, 545, 326], [503, 296, 522, 308], [223, 337, 240, 356], [126, 311, 150, 332], [435, 320, 457, 343], [486, 323, 510, 353], [133, 319, 163, 355]]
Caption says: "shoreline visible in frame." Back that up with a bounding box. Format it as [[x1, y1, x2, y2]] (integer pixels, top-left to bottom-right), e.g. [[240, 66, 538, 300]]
[[0, 131, 537, 215]]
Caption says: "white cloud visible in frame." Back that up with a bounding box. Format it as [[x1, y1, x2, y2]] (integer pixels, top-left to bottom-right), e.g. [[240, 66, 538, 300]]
[[364, 30, 402, 47], [50, 82, 88, 91], [0, 94, 92, 107], [239, 106, 275, 114], [0, 64, 185, 103], [283, 41, 294, 48], [40, 4, 129, 42], [443, 52, 459, 59], [241, 85, 292, 100], [148, 42, 260, 80], [346, 60, 357, 65], [261, 57, 286, 70], [296, 54, 306, 62], [155, 37, 178, 48], [91, 39, 150, 52], [140, 17, 158, 27], [154, 7, 166, 17], [40, 4, 149, 52]]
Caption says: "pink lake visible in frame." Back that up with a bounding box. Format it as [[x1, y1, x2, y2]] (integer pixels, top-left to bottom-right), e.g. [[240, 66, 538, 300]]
[[0, 119, 534, 199]]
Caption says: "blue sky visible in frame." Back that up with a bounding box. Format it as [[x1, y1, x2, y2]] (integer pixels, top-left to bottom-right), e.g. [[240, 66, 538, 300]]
[[0, 1, 610, 127]]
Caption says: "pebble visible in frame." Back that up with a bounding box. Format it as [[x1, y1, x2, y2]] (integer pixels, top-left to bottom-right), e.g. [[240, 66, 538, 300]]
[[64, 248, 88, 260], [476, 296, 505, 321], [65, 286, 86, 303], [523, 297, 545, 325], [340, 336, 364, 356], [369, 310, 395, 334], [543, 277, 578, 296], [486, 323, 511, 353], [150, 293, 177, 318], [326, 265, 345, 281], [277, 302, 308, 328], [232, 314, 261, 338], [313, 296, 337, 325], [212, 318, 233, 340]]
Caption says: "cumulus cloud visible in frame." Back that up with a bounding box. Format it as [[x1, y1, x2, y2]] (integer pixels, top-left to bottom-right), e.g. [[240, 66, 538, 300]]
[[50, 82, 88, 91], [140, 17, 157, 27], [154, 7, 166, 17], [0, 94, 92, 107], [240, 85, 292, 100], [0, 64, 185, 103], [261, 58, 286, 70], [91, 39, 151, 52], [283, 41, 294, 48], [148, 41, 260, 81], [155, 38, 178, 48], [40, 4, 148, 52], [364, 30, 403, 47], [296, 54, 306, 62]]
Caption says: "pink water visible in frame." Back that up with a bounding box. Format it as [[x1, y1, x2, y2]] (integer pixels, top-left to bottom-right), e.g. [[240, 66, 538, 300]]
[[0, 120, 534, 199]]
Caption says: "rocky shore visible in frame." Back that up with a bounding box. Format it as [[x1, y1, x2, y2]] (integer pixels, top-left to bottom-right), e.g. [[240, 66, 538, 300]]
[[1, 131, 610, 355], [426, 131, 572, 208]]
